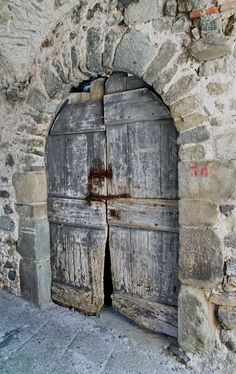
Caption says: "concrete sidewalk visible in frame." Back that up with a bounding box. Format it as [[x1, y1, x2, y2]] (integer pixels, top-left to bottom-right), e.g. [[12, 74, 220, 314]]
[[0, 290, 234, 374]]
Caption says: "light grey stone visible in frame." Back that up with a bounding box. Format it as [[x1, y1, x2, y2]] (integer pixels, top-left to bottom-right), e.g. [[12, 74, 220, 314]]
[[178, 286, 216, 352], [226, 259, 236, 277], [144, 40, 177, 85], [179, 228, 223, 288], [41, 68, 63, 99], [13, 172, 47, 204], [185, 0, 214, 12], [200, 16, 221, 38], [179, 199, 218, 227], [225, 232, 236, 249], [114, 30, 155, 76], [152, 65, 177, 94], [215, 130, 236, 160], [177, 126, 210, 145], [163, 74, 197, 105], [170, 96, 200, 117], [0, 216, 15, 231], [52, 58, 67, 83], [189, 37, 231, 61], [103, 29, 125, 68], [221, 329, 236, 352], [26, 88, 54, 113], [218, 306, 236, 329], [17, 218, 50, 261], [164, 0, 177, 16], [179, 160, 236, 201], [220, 204, 235, 216], [124, 0, 160, 25], [20, 258, 51, 305], [179, 144, 206, 160], [86, 27, 103, 72]]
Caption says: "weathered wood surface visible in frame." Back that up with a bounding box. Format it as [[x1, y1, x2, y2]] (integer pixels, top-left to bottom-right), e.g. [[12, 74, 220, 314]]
[[48, 197, 106, 229], [105, 75, 145, 94], [112, 293, 178, 337], [109, 226, 179, 307], [50, 223, 107, 314], [47, 132, 107, 199], [50, 100, 104, 135], [107, 198, 178, 232], [104, 88, 171, 125], [106, 120, 178, 198]]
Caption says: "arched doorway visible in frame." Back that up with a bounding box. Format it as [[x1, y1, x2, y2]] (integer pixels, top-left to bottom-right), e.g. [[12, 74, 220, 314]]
[[46, 73, 179, 337]]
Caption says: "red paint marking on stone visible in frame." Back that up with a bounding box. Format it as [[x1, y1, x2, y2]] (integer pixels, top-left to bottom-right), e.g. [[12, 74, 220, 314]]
[[190, 163, 198, 177], [200, 166, 209, 177]]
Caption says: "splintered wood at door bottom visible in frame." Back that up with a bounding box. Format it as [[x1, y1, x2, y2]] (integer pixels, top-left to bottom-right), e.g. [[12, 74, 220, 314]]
[[51, 283, 104, 315], [112, 293, 178, 337]]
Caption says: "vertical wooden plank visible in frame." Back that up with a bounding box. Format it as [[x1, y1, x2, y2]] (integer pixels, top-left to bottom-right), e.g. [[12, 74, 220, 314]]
[[47, 136, 65, 196]]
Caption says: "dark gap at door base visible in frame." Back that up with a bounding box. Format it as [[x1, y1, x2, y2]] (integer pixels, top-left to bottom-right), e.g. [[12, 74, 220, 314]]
[[104, 230, 113, 307]]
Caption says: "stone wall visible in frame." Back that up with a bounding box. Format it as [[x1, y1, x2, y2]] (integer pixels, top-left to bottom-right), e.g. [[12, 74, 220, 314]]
[[0, 0, 236, 352]]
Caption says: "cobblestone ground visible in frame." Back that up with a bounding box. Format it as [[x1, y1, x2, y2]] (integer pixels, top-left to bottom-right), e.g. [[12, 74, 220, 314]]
[[0, 290, 235, 374]]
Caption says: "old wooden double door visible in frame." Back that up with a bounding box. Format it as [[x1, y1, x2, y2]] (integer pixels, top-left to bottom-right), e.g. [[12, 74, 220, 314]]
[[46, 74, 179, 337]]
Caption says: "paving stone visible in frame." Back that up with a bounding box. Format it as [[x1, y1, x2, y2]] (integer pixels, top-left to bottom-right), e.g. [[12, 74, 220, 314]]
[[179, 199, 218, 227], [124, 0, 160, 25], [20, 259, 51, 305], [189, 37, 231, 61], [177, 126, 210, 145], [178, 286, 216, 352], [144, 40, 177, 85], [179, 160, 236, 201], [114, 30, 155, 76], [218, 306, 236, 329], [179, 228, 223, 288]]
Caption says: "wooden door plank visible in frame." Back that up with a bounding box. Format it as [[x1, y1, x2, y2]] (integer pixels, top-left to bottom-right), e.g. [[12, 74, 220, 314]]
[[51, 100, 104, 135], [112, 293, 178, 337], [47, 135, 65, 196], [107, 198, 178, 232], [50, 223, 107, 314], [104, 88, 170, 125], [105, 75, 145, 94], [48, 197, 107, 228], [109, 226, 179, 307]]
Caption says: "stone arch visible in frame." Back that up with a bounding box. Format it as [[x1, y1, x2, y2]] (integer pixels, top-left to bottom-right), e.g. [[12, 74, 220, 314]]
[[12, 2, 230, 353]]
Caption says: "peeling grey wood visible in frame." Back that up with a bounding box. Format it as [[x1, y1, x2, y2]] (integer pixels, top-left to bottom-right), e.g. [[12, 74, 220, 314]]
[[107, 198, 178, 232], [51, 100, 104, 135], [104, 88, 171, 125], [109, 226, 179, 307], [48, 197, 106, 229], [112, 293, 178, 337], [105, 75, 145, 94], [50, 223, 107, 314]]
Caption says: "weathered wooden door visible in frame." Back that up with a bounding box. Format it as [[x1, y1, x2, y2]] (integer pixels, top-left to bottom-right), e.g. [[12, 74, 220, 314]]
[[46, 74, 179, 336]]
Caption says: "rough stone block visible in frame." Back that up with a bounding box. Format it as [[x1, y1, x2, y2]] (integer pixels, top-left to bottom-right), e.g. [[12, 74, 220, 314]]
[[218, 306, 236, 329], [179, 228, 223, 288], [200, 16, 221, 38], [177, 126, 210, 145], [114, 30, 155, 76], [178, 286, 216, 352], [13, 172, 47, 204], [179, 144, 205, 160], [170, 96, 200, 117], [0, 216, 15, 231], [175, 113, 208, 132], [26, 88, 54, 113], [86, 27, 103, 72], [189, 37, 231, 61], [41, 68, 63, 99], [209, 290, 236, 307], [215, 130, 236, 160], [179, 199, 218, 227], [143, 40, 177, 85], [163, 74, 197, 105], [16, 203, 47, 219], [20, 259, 51, 305], [152, 65, 177, 94], [221, 329, 236, 352], [124, 0, 160, 25], [164, 0, 177, 16], [224, 232, 236, 249], [226, 259, 236, 276], [179, 160, 236, 201], [17, 218, 50, 261], [207, 82, 229, 95]]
